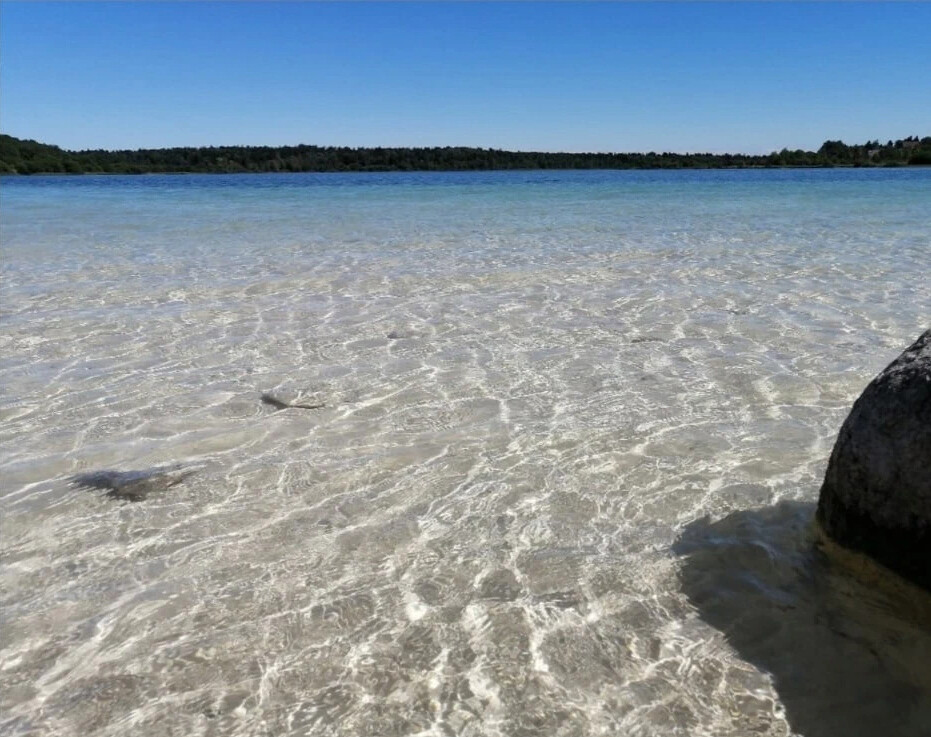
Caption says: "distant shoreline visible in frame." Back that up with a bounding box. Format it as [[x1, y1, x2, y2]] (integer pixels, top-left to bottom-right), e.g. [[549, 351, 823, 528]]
[[3, 164, 929, 178], [2, 133, 929, 175]]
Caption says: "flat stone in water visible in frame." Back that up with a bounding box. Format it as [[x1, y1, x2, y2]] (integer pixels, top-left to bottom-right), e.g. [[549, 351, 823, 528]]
[[478, 568, 522, 602], [260, 392, 324, 411], [387, 330, 418, 340], [70, 464, 197, 502]]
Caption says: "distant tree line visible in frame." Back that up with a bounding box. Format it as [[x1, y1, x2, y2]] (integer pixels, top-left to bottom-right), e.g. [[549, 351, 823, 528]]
[[1, 134, 929, 175]]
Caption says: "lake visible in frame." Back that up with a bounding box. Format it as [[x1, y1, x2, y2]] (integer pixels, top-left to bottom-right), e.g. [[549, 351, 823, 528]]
[[2, 168, 929, 736]]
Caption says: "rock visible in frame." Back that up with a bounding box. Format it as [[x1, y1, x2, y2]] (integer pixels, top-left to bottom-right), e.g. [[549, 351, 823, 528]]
[[816, 329, 931, 591], [71, 463, 198, 502], [260, 392, 324, 410], [387, 329, 423, 340], [386, 322, 430, 340], [478, 568, 522, 602]]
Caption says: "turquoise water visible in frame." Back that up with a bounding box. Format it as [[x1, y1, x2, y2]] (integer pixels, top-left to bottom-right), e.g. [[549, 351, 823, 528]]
[[1, 169, 930, 736]]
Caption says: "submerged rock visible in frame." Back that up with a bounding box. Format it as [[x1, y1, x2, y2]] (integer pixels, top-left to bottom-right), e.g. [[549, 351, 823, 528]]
[[816, 329, 931, 591], [71, 464, 198, 502], [260, 392, 324, 411], [387, 329, 423, 340], [478, 568, 522, 602]]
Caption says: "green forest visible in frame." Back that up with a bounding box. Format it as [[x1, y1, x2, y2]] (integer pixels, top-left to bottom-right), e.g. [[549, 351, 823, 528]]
[[1, 134, 929, 175]]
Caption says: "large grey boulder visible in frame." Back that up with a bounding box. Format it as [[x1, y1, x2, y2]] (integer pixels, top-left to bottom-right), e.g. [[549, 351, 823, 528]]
[[817, 329, 931, 591]]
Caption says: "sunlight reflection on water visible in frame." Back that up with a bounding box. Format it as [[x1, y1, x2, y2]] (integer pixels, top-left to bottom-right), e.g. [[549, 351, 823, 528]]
[[1, 169, 929, 736]]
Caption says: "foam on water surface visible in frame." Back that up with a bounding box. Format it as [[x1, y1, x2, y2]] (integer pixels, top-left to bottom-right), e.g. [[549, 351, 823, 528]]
[[1, 169, 929, 736]]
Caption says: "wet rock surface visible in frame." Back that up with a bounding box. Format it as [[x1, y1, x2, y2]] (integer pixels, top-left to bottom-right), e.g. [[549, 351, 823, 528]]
[[817, 329, 931, 591]]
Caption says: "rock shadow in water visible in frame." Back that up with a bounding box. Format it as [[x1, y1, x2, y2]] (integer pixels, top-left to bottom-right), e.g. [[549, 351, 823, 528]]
[[673, 501, 931, 737]]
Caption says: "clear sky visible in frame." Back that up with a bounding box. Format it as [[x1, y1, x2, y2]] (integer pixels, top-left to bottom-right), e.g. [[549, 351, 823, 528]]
[[1, 2, 928, 154]]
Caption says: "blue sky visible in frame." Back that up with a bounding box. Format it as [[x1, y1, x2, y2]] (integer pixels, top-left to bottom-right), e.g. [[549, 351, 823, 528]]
[[1, 2, 928, 154]]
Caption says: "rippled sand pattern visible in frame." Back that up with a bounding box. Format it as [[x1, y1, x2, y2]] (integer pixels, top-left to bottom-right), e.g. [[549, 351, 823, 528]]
[[1, 171, 929, 736]]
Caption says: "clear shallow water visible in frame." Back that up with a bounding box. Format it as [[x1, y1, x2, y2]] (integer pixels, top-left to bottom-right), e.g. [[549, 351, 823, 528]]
[[1, 169, 929, 736]]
